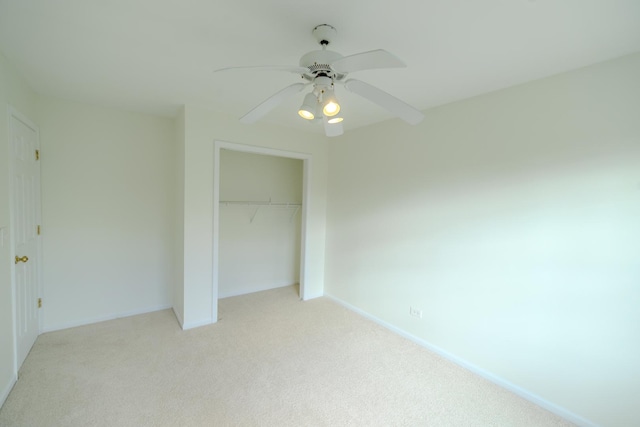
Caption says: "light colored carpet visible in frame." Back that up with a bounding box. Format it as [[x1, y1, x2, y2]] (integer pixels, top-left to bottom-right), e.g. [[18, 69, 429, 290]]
[[0, 285, 573, 427]]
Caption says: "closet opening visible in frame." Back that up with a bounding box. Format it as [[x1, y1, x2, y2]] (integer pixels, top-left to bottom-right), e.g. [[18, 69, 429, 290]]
[[212, 141, 312, 321]]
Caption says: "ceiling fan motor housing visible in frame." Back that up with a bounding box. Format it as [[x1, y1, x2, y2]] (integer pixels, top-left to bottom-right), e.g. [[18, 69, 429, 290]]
[[299, 50, 345, 81]]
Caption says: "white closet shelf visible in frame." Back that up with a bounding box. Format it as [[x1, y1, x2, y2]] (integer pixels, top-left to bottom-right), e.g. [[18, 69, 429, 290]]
[[219, 200, 301, 207], [220, 199, 302, 223]]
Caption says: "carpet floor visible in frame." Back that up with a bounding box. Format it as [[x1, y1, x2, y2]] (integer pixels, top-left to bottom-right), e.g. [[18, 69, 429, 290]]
[[0, 285, 573, 426]]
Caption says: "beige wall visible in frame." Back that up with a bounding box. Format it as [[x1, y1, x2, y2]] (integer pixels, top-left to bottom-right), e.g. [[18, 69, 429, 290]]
[[324, 53, 640, 426]]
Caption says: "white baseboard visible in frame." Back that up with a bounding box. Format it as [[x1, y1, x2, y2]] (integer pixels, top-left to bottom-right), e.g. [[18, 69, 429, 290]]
[[325, 293, 599, 427], [218, 282, 297, 299], [181, 317, 215, 330], [0, 373, 17, 409], [172, 306, 184, 328], [301, 289, 323, 301], [218, 282, 323, 302], [41, 304, 173, 333]]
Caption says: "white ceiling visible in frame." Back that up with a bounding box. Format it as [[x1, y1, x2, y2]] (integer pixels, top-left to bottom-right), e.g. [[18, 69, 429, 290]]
[[1, 0, 639, 135]]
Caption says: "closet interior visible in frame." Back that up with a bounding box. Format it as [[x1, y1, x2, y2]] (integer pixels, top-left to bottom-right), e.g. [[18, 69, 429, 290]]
[[218, 149, 303, 299]]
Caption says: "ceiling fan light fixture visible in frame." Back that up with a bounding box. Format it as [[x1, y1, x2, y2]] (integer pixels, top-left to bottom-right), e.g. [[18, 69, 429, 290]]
[[298, 93, 317, 120]]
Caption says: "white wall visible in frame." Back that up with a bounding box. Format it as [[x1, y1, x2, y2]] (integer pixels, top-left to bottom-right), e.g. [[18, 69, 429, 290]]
[[179, 106, 328, 328], [0, 51, 38, 407], [219, 149, 302, 298], [38, 96, 176, 331], [324, 53, 640, 427]]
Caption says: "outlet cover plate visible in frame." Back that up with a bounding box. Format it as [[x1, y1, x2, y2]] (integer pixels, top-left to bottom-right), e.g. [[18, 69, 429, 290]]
[[409, 306, 423, 318]]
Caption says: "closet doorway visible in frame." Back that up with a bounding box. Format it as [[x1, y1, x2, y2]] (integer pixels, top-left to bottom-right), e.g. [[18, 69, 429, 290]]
[[212, 141, 311, 318]]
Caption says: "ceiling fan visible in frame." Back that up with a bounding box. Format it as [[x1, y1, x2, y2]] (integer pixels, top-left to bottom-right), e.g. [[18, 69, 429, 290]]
[[215, 24, 425, 137]]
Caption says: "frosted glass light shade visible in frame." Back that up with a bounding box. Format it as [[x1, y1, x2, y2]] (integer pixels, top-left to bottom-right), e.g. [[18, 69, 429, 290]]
[[298, 93, 317, 120]]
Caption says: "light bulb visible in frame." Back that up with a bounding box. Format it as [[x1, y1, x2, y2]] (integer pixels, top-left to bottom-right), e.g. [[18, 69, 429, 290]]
[[327, 117, 343, 124], [298, 109, 314, 120], [322, 90, 340, 117], [323, 101, 340, 116]]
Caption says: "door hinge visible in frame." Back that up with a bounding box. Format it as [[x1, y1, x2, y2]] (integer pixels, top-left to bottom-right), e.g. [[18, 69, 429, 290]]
[[38, 298, 42, 308], [35, 149, 40, 160], [37, 225, 41, 235]]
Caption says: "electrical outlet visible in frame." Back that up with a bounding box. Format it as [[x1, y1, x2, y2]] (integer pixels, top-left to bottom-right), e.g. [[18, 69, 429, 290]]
[[409, 306, 423, 319]]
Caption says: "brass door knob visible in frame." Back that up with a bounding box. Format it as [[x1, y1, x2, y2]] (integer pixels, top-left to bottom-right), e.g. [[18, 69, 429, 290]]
[[15, 255, 28, 264]]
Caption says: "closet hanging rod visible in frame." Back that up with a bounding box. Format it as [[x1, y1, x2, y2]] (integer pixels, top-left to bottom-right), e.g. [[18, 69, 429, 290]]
[[219, 200, 301, 207]]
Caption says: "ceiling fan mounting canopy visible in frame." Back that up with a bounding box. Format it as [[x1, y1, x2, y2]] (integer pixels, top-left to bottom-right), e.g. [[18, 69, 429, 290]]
[[312, 24, 337, 46]]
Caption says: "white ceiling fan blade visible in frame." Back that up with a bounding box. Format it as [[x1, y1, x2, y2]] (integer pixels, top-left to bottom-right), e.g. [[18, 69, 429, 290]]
[[323, 116, 344, 137], [214, 65, 308, 74], [331, 49, 406, 74], [344, 79, 424, 125], [240, 83, 306, 124]]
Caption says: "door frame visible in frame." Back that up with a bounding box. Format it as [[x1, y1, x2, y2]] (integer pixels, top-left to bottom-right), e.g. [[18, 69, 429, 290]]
[[212, 140, 312, 320], [8, 107, 43, 373]]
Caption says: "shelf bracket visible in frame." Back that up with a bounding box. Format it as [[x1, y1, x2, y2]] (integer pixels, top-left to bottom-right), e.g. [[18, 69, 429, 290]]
[[250, 206, 261, 223], [289, 205, 300, 223]]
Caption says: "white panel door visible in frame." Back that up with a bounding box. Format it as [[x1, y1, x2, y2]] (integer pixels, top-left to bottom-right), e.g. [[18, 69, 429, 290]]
[[11, 112, 41, 369]]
